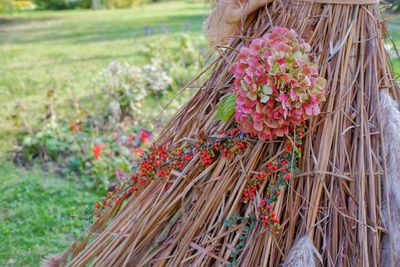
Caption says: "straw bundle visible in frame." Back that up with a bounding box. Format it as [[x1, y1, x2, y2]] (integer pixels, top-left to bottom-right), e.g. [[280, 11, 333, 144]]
[[58, 0, 399, 266]]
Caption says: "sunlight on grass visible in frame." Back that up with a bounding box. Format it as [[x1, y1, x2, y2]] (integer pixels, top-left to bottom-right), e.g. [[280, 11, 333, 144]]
[[0, 1, 210, 156], [0, 2, 209, 265]]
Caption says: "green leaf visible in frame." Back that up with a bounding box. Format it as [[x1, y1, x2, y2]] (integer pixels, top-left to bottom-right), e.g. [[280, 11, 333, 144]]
[[215, 95, 236, 122], [224, 218, 235, 228], [262, 85, 273, 95], [249, 213, 255, 221], [234, 213, 241, 221]]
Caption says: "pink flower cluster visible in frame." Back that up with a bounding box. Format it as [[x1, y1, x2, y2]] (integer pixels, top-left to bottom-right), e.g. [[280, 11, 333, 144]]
[[230, 27, 326, 140]]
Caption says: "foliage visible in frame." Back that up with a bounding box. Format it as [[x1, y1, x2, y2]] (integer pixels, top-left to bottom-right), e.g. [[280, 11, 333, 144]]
[[230, 27, 326, 140], [0, 1, 208, 156], [94, 128, 247, 216], [12, 76, 157, 192], [32, 0, 144, 10], [387, 0, 400, 13], [224, 213, 256, 266], [215, 95, 236, 121], [15, 119, 153, 191], [105, 0, 140, 9], [141, 35, 205, 88], [78, 0, 92, 8], [32, 0, 82, 10], [0, 0, 12, 11], [12, 0, 35, 9], [12, 34, 203, 192], [220, 126, 305, 266], [96, 60, 172, 124], [32, 0, 105, 9], [0, 3, 208, 266]]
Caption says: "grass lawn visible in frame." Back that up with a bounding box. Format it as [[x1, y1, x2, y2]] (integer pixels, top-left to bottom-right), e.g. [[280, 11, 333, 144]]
[[0, 1, 209, 265], [0, 162, 99, 266], [0, 0, 209, 154]]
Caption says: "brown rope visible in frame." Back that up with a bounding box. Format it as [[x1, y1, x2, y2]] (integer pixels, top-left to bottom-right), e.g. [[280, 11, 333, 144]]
[[298, 0, 379, 4]]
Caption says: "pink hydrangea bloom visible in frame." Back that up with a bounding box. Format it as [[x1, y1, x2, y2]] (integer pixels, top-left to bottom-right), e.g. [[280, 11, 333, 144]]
[[229, 26, 326, 140]]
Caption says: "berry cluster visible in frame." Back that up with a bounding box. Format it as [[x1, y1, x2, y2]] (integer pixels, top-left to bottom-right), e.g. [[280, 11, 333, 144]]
[[259, 199, 280, 234], [230, 26, 326, 140], [242, 125, 305, 231], [94, 128, 247, 216]]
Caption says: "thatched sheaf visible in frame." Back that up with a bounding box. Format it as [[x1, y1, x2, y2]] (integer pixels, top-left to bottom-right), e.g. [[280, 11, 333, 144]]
[[52, 1, 400, 266]]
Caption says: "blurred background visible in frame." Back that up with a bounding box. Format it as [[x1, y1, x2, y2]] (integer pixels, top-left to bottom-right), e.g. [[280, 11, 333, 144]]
[[0, 0, 399, 265]]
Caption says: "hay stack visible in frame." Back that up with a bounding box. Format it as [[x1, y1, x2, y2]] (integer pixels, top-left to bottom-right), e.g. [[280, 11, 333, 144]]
[[57, 0, 399, 266]]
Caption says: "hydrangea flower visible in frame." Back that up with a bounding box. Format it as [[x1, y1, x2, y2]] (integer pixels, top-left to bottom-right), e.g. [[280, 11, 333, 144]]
[[229, 26, 326, 140]]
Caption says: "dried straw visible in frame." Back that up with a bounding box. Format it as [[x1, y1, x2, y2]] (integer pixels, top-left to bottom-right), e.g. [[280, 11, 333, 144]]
[[58, 1, 399, 266]]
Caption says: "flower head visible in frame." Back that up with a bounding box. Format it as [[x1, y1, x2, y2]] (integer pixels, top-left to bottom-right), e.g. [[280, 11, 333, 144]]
[[139, 129, 152, 144], [230, 26, 326, 140], [93, 144, 105, 160]]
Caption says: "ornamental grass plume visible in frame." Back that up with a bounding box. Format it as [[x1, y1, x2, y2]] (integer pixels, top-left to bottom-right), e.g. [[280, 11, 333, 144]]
[[283, 236, 318, 267], [230, 26, 326, 140], [379, 91, 400, 266]]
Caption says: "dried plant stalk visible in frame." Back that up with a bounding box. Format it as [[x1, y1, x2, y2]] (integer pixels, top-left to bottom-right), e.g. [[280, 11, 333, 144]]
[[57, 1, 399, 266]]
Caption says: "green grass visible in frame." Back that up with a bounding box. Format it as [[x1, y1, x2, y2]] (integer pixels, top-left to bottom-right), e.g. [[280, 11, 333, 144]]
[[0, 0, 209, 154], [0, 162, 99, 266], [0, 2, 209, 265], [386, 16, 400, 74]]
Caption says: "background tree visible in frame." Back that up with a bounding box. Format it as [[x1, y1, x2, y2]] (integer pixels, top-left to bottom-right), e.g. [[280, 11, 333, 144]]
[[387, 0, 400, 12]]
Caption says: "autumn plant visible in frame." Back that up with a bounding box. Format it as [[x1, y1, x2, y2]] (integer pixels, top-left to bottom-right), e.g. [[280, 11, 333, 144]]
[[96, 60, 172, 125], [93, 27, 324, 238], [221, 26, 326, 140], [12, 35, 204, 193], [62, 2, 399, 264], [94, 128, 247, 215]]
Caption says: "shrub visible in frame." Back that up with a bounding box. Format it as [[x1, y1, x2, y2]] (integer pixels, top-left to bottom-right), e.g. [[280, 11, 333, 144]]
[[32, 0, 81, 10], [12, 35, 204, 192], [95, 60, 172, 126], [15, 119, 154, 191], [32, 0, 93, 10], [141, 35, 205, 87], [0, 0, 13, 11], [78, 0, 92, 8], [105, 0, 140, 9], [12, 59, 174, 192], [97, 61, 147, 123]]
